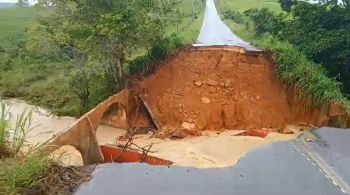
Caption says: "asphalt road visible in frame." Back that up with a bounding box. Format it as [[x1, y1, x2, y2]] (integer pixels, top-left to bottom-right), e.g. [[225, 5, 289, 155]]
[[75, 128, 350, 195], [193, 0, 259, 51]]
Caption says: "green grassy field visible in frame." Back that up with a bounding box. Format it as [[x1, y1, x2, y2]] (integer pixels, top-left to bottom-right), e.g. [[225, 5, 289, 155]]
[[217, 0, 281, 13], [0, 1, 279, 50], [0, 7, 36, 49], [0, 0, 281, 116], [217, 0, 281, 41], [165, 0, 205, 43]]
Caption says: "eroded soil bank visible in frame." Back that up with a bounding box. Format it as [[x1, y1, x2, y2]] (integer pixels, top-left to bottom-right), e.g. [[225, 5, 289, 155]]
[[2, 99, 301, 168], [2, 47, 321, 168], [116, 48, 323, 135]]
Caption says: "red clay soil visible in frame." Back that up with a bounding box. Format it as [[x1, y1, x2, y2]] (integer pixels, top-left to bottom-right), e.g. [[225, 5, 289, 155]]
[[100, 145, 173, 166], [130, 48, 322, 132]]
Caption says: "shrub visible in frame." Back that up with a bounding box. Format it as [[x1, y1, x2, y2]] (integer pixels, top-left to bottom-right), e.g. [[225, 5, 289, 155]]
[[223, 10, 244, 24], [256, 35, 350, 111], [244, 8, 285, 36], [128, 34, 183, 76]]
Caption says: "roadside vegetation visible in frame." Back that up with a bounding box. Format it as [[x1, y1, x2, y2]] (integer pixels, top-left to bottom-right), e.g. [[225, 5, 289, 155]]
[[220, 0, 350, 115], [0, 101, 83, 194], [1, 0, 350, 119], [0, 0, 204, 117]]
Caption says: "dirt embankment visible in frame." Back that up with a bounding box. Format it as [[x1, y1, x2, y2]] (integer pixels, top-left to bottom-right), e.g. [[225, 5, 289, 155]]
[[125, 48, 322, 132]]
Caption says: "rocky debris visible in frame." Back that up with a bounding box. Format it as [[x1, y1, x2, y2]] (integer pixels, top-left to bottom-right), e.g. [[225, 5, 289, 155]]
[[155, 127, 201, 140], [181, 122, 196, 130], [224, 80, 232, 88], [194, 81, 203, 87], [236, 130, 270, 138], [170, 129, 187, 139], [191, 68, 201, 74], [205, 79, 219, 86], [279, 126, 294, 134], [201, 97, 211, 104], [298, 122, 315, 128]]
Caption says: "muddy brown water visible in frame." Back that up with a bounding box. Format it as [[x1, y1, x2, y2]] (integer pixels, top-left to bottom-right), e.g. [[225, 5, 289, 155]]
[[2, 99, 298, 168]]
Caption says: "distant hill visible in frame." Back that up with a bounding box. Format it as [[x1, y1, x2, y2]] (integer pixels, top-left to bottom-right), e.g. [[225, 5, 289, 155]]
[[0, 7, 36, 49], [0, 2, 18, 9]]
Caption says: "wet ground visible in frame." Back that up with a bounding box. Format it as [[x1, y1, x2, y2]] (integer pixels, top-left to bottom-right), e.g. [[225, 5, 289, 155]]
[[2, 99, 299, 168]]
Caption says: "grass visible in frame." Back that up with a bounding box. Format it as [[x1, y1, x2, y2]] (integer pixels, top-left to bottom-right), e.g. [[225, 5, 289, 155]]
[[1, 152, 53, 194], [219, 2, 350, 122], [0, 7, 36, 50], [216, 0, 281, 41], [0, 101, 49, 194], [217, 0, 281, 13], [128, 34, 184, 76], [0, 101, 82, 194], [256, 35, 350, 111], [2, 0, 347, 121], [0, 101, 33, 157], [0, 1, 205, 116], [165, 0, 205, 43]]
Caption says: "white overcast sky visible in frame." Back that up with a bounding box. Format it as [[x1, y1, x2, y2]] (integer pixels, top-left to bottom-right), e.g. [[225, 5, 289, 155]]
[[0, 0, 37, 5]]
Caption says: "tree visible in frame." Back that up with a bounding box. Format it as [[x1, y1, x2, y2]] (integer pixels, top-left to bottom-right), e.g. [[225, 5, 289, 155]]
[[247, 3, 350, 95], [38, 0, 181, 92], [278, 0, 294, 12], [25, 24, 60, 59], [17, 0, 29, 7], [318, 0, 349, 8]]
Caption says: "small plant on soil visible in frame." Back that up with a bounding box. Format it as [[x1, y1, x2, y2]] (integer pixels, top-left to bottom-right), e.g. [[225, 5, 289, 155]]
[[0, 101, 33, 157], [0, 102, 11, 157], [0, 101, 84, 194]]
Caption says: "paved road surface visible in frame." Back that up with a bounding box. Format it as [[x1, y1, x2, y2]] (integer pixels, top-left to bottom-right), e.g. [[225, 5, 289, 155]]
[[76, 128, 350, 195], [193, 0, 260, 51]]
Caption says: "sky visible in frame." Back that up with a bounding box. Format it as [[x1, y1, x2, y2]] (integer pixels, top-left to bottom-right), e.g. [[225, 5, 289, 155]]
[[0, 0, 37, 5]]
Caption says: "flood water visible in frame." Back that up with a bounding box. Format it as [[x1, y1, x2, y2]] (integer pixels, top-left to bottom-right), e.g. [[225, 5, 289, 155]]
[[1, 98, 299, 168], [2, 99, 125, 165]]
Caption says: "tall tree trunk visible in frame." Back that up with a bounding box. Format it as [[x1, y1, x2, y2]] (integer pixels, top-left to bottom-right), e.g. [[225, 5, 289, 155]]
[[112, 45, 126, 92]]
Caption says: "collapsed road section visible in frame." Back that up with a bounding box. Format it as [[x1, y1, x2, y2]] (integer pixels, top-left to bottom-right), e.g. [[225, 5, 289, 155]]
[[45, 47, 334, 165], [45, 0, 345, 170], [75, 128, 350, 195]]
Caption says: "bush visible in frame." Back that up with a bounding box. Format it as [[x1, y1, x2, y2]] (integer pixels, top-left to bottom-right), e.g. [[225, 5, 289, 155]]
[[25, 76, 78, 116], [246, 5, 350, 96], [2, 151, 53, 194], [25, 24, 61, 60], [244, 8, 285, 36], [256, 35, 350, 111], [223, 10, 244, 24], [128, 34, 183, 76]]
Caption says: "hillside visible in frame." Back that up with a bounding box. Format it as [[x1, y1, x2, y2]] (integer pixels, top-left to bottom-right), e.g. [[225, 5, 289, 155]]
[[218, 0, 281, 13], [0, 2, 17, 9], [0, 7, 35, 49]]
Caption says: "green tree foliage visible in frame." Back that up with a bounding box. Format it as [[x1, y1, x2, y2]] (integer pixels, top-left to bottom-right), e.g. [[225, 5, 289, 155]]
[[30, 0, 183, 113], [128, 34, 183, 76], [17, 0, 29, 7], [223, 10, 244, 24], [246, 3, 350, 95], [278, 0, 294, 12], [25, 24, 60, 59], [244, 8, 285, 36], [257, 36, 350, 112]]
